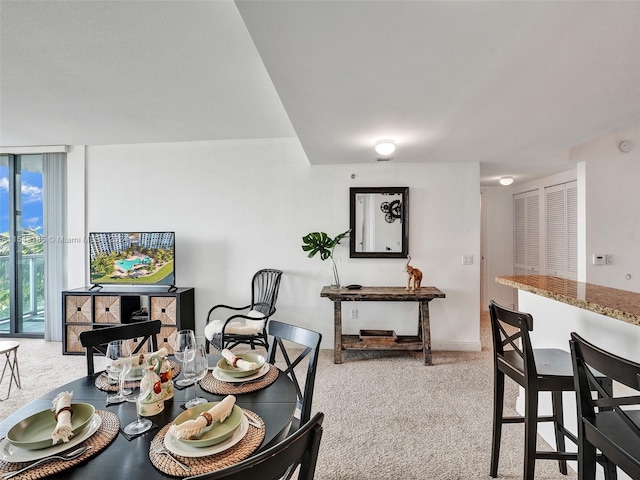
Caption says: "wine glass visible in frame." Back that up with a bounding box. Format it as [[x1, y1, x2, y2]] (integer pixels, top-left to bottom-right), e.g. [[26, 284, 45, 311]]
[[184, 342, 209, 408], [173, 329, 196, 387], [105, 339, 132, 404], [123, 369, 153, 435]]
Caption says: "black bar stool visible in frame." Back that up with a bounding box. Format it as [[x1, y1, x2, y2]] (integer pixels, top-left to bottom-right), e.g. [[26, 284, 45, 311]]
[[488, 301, 613, 480]]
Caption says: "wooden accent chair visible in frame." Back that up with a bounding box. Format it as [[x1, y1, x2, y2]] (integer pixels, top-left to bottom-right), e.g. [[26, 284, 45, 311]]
[[205, 269, 282, 352]]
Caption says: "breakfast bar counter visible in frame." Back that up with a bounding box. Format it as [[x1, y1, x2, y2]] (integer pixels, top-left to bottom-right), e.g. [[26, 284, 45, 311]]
[[495, 274, 640, 326]]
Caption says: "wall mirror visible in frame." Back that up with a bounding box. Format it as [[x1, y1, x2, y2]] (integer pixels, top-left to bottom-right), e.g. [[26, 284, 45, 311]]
[[349, 187, 409, 258]]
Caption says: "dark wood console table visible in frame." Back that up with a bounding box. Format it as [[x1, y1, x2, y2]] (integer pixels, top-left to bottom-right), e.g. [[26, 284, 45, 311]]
[[320, 286, 445, 365]]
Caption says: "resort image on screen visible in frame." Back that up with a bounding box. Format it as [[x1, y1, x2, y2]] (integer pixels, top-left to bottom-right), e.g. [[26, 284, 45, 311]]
[[89, 232, 175, 285]]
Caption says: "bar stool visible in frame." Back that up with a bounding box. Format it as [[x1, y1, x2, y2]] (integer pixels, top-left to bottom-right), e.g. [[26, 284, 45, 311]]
[[488, 301, 613, 480], [0, 341, 21, 401]]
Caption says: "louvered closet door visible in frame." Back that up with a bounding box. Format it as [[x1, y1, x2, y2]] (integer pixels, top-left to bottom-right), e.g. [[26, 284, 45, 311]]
[[513, 190, 540, 275], [545, 181, 577, 279]]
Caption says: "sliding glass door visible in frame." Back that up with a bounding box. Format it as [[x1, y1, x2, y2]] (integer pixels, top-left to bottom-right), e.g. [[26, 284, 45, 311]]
[[0, 154, 45, 336]]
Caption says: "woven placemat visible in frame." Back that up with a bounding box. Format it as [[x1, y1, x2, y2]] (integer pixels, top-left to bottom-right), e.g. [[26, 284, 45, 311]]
[[0, 410, 120, 479], [149, 409, 265, 477], [95, 360, 180, 392], [199, 365, 279, 395]]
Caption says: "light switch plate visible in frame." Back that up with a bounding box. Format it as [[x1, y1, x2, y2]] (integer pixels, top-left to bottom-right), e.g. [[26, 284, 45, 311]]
[[462, 254, 473, 265]]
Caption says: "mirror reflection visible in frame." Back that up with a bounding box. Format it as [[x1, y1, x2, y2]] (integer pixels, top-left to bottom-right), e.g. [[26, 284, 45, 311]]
[[349, 187, 409, 258]]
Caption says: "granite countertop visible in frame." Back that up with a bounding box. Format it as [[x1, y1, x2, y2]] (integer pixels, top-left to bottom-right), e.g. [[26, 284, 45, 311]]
[[496, 275, 640, 325]]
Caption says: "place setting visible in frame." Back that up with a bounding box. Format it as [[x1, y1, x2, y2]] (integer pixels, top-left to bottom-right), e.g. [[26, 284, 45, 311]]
[[149, 395, 265, 477], [0, 391, 119, 479], [200, 349, 279, 396]]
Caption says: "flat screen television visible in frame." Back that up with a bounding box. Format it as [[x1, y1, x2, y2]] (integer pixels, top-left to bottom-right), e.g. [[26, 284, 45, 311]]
[[89, 232, 175, 287]]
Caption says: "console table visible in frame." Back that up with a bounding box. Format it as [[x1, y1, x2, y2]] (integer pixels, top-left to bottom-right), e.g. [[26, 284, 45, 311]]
[[320, 286, 445, 365]]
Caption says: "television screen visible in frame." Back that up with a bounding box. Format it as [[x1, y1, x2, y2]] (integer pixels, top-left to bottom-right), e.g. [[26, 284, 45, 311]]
[[89, 232, 175, 286]]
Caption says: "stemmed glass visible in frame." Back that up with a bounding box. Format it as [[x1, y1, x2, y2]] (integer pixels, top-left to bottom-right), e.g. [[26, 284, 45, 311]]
[[123, 369, 153, 435], [105, 339, 132, 404], [173, 329, 197, 387], [184, 342, 209, 409]]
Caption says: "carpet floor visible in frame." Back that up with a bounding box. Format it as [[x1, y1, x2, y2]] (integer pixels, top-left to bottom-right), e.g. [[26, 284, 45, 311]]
[[0, 314, 577, 479]]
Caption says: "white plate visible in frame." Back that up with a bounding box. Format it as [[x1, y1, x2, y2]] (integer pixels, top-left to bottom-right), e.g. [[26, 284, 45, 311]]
[[164, 416, 248, 458], [0, 413, 102, 463], [211, 363, 269, 383]]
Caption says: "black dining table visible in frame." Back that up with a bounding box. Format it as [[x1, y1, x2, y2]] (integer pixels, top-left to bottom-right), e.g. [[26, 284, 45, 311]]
[[0, 355, 297, 479]]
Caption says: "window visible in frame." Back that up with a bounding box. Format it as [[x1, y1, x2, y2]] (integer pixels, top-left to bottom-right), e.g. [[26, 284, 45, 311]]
[[0, 154, 45, 335]]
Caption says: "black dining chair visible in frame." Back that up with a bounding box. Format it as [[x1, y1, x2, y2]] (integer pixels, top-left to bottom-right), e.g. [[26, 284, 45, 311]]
[[204, 269, 283, 353], [488, 301, 613, 480], [79, 320, 161, 375], [184, 412, 324, 480], [267, 320, 322, 431], [570, 332, 640, 480]]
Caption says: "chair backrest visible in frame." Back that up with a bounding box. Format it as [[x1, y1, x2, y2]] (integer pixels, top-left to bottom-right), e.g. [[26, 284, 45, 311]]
[[79, 320, 161, 375], [250, 269, 283, 317], [185, 412, 324, 480], [488, 300, 537, 384], [267, 320, 322, 426], [570, 331, 640, 429]]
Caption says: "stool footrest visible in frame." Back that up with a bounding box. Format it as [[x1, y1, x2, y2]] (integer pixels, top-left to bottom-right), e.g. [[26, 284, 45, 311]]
[[536, 451, 577, 461]]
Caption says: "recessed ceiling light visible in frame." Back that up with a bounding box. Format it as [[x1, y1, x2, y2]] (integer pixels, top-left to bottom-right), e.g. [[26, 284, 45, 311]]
[[375, 140, 396, 157], [499, 176, 514, 186]]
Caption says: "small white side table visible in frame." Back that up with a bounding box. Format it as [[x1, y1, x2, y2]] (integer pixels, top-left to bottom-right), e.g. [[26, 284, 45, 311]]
[[0, 341, 20, 401]]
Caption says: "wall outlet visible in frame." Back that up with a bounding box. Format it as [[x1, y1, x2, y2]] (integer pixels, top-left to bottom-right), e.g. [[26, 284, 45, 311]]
[[592, 254, 606, 266], [350, 309, 358, 320]]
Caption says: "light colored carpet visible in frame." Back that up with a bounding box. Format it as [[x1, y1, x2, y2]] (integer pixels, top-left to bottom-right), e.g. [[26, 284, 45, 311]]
[[0, 315, 577, 479]]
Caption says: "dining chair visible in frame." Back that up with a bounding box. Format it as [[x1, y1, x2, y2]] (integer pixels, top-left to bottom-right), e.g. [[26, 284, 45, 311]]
[[570, 332, 640, 480], [204, 269, 283, 353], [78, 320, 161, 375], [184, 412, 324, 480], [488, 300, 613, 480], [267, 320, 321, 431]]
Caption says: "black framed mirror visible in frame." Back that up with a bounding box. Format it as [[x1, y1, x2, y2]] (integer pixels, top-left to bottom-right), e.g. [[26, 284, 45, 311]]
[[349, 187, 409, 258]]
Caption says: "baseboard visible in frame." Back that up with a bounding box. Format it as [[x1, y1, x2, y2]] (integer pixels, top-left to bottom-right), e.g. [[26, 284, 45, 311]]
[[432, 340, 481, 352]]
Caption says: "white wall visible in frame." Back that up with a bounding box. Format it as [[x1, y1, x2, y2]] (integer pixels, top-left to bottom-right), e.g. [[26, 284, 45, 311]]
[[572, 127, 640, 292], [68, 138, 481, 351]]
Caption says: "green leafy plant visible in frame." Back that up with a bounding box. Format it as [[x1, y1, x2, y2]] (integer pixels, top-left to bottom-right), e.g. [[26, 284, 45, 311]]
[[301, 229, 350, 287]]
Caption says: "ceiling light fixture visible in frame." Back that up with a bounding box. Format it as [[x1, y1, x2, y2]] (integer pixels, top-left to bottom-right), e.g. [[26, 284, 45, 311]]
[[499, 176, 514, 186], [375, 139, 396, 157]]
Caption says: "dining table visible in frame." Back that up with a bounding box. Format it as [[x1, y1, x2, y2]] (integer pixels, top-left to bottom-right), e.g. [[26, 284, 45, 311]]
[[0, 353, 297, 479]]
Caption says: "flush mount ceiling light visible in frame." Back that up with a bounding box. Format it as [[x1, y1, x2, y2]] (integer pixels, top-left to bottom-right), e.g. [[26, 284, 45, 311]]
[[375, 139, 396, 158], [499, 176, 514, 186]]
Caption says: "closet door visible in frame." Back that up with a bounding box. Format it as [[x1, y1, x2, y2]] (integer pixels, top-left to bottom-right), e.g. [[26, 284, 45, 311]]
[[545, 181, 577, 279], [513, 190, 540, 275]]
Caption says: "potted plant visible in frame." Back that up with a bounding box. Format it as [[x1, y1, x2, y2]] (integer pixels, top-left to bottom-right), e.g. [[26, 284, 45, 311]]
[[301, 229, 350, 289]]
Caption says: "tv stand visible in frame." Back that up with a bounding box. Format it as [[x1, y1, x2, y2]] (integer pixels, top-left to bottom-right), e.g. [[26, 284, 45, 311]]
[[62, 286, 195, 355]]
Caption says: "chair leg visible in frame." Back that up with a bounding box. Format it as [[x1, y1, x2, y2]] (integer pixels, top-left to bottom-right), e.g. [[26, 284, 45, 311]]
[[524, 388, 538, 480], [490, 371, 505, 478], [551, 390, 568, 474], [578, 435, 597, 480], [603, 458, 617, 480]]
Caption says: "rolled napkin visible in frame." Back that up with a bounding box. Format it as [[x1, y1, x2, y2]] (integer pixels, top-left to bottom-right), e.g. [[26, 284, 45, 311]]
[[51, 391, 74, 444], [168, 395, 236, 440], [221, 349, 259, 371], [111, 347, 169, 369]]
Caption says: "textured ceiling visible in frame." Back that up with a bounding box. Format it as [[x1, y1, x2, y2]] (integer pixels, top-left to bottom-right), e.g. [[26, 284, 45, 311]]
[[1, 1, 639, 186]]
